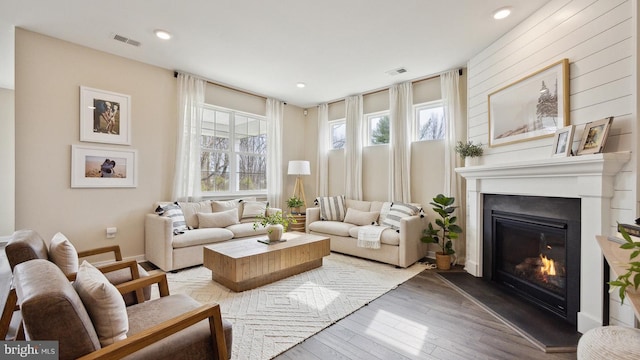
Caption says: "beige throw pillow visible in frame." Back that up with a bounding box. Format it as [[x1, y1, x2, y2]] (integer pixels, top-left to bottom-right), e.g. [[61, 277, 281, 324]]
[[73, 261, 128, 346], [343, 208, 380, 226], [198, 208, 239, 228], [241, 201, 268, 220], [49, 232, 79, 276]]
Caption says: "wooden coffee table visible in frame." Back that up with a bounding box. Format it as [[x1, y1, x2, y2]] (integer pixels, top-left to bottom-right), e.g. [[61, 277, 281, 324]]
[[203, 232, 330, 292]]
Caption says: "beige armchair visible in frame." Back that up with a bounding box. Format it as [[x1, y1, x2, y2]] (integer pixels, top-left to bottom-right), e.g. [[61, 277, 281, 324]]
[[14, 259, 232, 360]]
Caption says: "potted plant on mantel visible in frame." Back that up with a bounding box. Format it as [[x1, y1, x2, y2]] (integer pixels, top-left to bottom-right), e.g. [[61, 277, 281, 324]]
[[286, 196, 305, 215], [455, 140, 483, 166], [421, 194, 463, 270], [253, 207, 297, 242]]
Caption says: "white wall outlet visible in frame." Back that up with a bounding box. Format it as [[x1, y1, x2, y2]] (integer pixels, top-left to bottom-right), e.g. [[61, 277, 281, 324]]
[[106, 227, 117, 239]]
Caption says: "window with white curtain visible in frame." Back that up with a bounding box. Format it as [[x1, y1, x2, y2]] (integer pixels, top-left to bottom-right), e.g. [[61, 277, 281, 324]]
[[415, 100, 445, 141], [367, 112, 390, 145], [330, 119, 346, 149], [200, 105, 267, 194]]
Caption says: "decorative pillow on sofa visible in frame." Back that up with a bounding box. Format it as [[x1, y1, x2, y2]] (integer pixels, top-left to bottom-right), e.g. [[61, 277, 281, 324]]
[[73, 261, 128, 347], [381, 202, 421, 232], [49, 232, 79, 276], [178, 200, 211, 229], [197, 208, 239, 228], [240, 201, 269, 222], [155, 202, 187, 235], [316, 195, 346, 221], [343, 208, 380, 226]]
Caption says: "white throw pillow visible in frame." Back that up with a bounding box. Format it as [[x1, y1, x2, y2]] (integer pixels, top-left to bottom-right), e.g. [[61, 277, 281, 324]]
[[343, 208, 380, 226], [241, 201, 268, 220], [178, 200, 212, 229], [73, 261, 128, 346], [316, 195, 346, 221], [381, 202, 420, 231], [49, 232, 79, 276], [197, 208, 239, 228]]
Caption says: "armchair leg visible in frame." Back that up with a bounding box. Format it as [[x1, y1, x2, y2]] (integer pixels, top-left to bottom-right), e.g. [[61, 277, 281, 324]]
[[0, 288, 17, 340], [208, 305, 228, 360]]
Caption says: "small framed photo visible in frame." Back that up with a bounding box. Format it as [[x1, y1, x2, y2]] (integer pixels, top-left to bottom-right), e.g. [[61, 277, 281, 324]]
[[71, 145, 138, 188], [551, 125, 575, 158], [80, 86, 131, 145], [577, 117, 613, 155]]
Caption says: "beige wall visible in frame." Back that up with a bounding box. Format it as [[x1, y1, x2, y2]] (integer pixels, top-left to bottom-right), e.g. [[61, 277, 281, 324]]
[[0, 88, 14, 235]]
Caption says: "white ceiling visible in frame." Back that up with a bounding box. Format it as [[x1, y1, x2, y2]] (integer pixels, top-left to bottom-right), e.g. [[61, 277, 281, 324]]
[[0, 0, 550, 108]]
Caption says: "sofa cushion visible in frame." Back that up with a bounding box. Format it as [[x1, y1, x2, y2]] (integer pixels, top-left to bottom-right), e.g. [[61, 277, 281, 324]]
[[226, 222, 268, 238], [178, 200, 212, 229], [49, 232, 79, 276], [348, 226, 401, 246], [345, 199, 371, 212], [172, 228, 234, 248], [381, 202, 420, 231], [316, 195, 346, 221], [309, 220, 355, 237], [156, 202, 188, 235], [197, 208, 239, 229], [240, 201, 268, 222], [343, 208, 380, 226], [211, 199, 242, 213], [74, 261, 128, 347]]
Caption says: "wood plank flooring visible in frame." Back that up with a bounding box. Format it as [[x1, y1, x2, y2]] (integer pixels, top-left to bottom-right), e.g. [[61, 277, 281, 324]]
[[274, 270, 577, 360]]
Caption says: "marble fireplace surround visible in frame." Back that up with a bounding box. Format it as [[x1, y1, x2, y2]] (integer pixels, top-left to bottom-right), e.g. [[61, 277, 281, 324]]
[[456, 152, 630, 334]]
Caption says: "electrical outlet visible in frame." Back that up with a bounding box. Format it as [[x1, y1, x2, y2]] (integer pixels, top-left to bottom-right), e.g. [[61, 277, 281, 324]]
[[106, 227, 117, 239]]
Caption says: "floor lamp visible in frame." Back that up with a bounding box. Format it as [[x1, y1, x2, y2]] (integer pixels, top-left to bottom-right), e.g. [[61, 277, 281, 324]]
[[287, 160, 311, 210]]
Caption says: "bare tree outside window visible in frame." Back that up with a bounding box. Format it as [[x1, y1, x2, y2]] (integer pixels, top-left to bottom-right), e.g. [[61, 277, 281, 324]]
[[331, 121, 345, 149], [416, 103, 445, 141]]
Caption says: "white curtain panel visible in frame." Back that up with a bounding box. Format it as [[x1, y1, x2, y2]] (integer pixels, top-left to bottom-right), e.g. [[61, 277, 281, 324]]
[[441, 70, 465, 263], [345, 95, 364, 200], [172, 73, 205, 201], [266, 98, 284, 209], [388, 81, 413, 203], [316, 103, 330, 197]]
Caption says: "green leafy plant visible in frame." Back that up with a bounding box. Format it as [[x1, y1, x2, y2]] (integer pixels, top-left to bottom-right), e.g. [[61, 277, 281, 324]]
[[608, 223, 640, 303], [455, 141, 483, 159], [421, 194, 463, 255], [286, 196, 305, 213], [253, 207, 296, 233]]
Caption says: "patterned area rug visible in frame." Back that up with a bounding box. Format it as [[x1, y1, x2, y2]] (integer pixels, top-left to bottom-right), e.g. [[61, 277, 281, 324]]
[[153, 253, 427, 360]]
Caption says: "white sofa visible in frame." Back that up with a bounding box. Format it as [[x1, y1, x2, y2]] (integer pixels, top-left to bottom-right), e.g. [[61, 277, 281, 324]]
[[306, 198, 428, 268], [145, 199, 279, 271]]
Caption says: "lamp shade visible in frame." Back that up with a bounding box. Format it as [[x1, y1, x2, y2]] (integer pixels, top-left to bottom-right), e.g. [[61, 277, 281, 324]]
[[287, 160, 310, 175]]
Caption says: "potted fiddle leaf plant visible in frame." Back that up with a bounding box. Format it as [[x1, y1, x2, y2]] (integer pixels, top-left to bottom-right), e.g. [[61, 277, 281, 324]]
[[455, 140, 483, 166], [421, 194, 463, 270], [253, 207, 296, 242], [286, 196, 305, 215]]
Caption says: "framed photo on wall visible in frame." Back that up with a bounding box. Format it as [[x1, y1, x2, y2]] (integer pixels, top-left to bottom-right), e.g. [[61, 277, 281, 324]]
[[71, 145, 138, 188], [80, 86, 131, 145], [551, 125, 575, 158], [488, 59, 570, 147], [577, 117, 613, 155]]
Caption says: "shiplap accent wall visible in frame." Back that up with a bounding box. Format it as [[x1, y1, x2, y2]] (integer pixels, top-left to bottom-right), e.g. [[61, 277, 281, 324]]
[[467, 0, 637, 327]]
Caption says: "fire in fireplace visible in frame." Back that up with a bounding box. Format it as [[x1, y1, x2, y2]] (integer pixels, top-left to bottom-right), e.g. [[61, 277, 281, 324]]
[[483, 194, 581, 326]]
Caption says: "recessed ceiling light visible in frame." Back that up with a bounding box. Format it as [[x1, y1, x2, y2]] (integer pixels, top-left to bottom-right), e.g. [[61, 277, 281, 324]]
[[296, 82, 306, 88], [493, 7, 512, 20], [154, 29, 172, 40]]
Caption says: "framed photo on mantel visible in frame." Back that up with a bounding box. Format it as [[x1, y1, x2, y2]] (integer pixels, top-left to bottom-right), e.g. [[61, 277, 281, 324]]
[[577, 117, 613, 155]]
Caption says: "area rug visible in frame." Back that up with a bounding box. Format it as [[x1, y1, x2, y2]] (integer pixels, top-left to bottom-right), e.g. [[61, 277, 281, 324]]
[[152, 253, 427, 360]]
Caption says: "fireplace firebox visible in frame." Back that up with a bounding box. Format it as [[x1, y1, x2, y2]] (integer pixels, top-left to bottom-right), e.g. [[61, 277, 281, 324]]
[[483, 194, 581, 326]]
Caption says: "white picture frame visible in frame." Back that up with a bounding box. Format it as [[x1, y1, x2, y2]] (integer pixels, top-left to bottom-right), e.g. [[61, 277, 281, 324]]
[[71, 145, 138, 188], [577, 117, 613, 155], [80, 86, 131, 145], [551, 125, 575, 158]]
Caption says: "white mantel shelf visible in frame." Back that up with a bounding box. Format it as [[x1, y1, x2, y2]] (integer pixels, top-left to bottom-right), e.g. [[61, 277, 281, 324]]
[[456, 151, 631, 179], [454, 151, 631, 334]]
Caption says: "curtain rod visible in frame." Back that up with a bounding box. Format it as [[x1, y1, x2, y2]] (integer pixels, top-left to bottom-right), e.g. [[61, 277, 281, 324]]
[[174, 71, 268, 101]]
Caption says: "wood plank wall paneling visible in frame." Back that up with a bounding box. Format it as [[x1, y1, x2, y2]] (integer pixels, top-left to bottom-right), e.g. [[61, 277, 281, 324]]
[[466, 0, 636, 327]]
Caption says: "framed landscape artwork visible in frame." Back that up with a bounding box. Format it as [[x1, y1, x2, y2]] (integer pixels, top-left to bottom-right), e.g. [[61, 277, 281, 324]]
[[551, 125, 575, 158], [71, 145, 138, 188], [577, 117, 613, 155], [80, 86, 131, 145], [488, 59, 569, 147]]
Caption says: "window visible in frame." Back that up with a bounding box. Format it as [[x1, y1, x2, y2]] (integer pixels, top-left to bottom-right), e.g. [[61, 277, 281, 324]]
[[200, 106, 267, 194], [367, 112, 389, 145], [415, 101, 445, 141], [330, 120, 345, 149]]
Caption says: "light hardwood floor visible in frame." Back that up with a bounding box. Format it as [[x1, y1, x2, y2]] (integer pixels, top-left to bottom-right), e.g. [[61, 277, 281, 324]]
[[274, 270, 577, 360]]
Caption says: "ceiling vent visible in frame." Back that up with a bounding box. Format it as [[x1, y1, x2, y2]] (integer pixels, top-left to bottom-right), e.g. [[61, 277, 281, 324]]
[[112, 34, 141, 47], [386, 67, 407, 76]]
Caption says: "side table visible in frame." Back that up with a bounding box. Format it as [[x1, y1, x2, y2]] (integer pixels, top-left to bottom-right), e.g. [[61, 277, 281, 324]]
[[289, 214, 306, 232]]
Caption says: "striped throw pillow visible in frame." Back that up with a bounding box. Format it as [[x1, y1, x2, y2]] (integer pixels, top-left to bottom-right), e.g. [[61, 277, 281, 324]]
[[155, 202, 187, 235], [381, 202, 420, 232], [316, 196, 346, 221]]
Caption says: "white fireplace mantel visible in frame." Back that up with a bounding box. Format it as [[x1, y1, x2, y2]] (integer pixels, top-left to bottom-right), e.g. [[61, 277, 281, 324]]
[[456, 151, 631, 334]]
